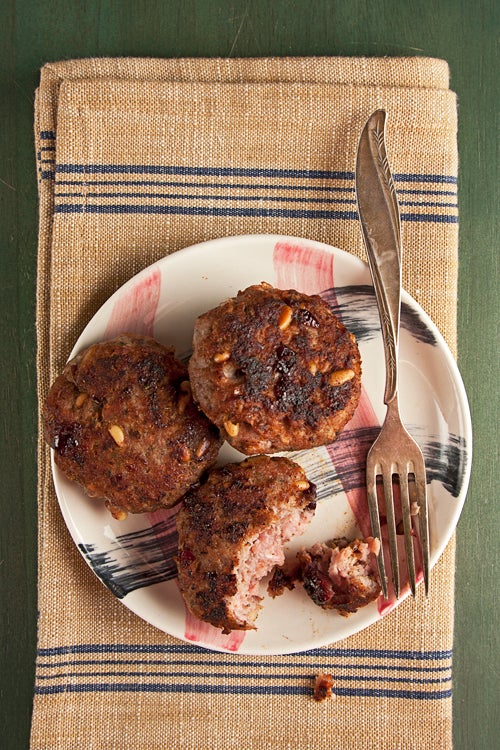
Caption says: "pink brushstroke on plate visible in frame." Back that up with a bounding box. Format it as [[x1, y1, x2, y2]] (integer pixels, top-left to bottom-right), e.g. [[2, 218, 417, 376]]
[[272, 240, 416, 614], [147, 506, 179, 559], [321, 279, 379, 541], [273, 241, 378, 522], [273, 240, 334, 295], [273, 241, 377, 528], [104, 266, 162, 339], [184, 611, 247, 651], [324, 392, 379, 538]]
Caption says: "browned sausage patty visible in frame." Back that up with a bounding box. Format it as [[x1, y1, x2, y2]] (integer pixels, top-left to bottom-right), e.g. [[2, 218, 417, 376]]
[[188, 283, 361, 453], [297, 537, 381, 615], [43, 334, 222, 519], [176, 455, 317, 633]]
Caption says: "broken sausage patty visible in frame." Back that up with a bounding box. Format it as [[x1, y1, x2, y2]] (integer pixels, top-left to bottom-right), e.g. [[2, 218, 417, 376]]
[[298, 537, 381, 615], [176, 455, 316, 633], [43, 334, 222, 519], [188, 283, 361, 454]]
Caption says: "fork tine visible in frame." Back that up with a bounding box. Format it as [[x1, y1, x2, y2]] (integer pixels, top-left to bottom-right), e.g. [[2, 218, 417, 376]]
[[399, 470, 417, 596], [367, 471, 388, 599], [415, 472, 430, 595], [382, 466, 400, 598]]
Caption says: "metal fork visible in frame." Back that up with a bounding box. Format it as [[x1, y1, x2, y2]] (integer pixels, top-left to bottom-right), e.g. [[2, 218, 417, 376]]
[[355, 109, 429, 599]]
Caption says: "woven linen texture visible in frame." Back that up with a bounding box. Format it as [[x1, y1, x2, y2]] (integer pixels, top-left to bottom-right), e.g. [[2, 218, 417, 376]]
[[33, 56, 458, 750]]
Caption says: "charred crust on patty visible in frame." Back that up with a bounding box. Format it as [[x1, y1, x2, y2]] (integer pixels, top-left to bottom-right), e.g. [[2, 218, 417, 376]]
[[175, 455, 316, 633], [188, 283, 361, 453], [43, 334, 222, 519]]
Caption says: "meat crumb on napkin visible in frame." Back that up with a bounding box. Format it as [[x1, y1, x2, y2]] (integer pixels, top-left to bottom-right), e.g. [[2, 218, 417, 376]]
[[313, 673, 335, 701]]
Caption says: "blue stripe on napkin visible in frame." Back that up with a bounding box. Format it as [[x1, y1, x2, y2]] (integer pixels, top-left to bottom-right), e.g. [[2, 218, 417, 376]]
[[40, 151, 458, 225], [35, 643, 453, 700]]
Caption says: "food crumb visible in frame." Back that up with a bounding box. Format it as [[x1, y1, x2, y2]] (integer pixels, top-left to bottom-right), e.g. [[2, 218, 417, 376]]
[[267, 560, 300, 598], [313, 672, 334, 701]]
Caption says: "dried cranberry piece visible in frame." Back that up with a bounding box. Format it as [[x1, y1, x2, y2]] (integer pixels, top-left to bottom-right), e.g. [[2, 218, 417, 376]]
[[302, 566, 334, 606], [177, 547, 195, 567], [53, 422, 82, 457]]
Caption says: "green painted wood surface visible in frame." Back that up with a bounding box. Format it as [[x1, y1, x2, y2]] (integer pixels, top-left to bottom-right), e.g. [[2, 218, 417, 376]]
[[1, 1, 497, 747]]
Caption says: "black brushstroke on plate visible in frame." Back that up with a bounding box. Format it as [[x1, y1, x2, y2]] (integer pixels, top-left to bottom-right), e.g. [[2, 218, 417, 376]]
[[79, 518, 178, 599], [78, 429, 467, 599], [321, 285, 438, 346], [296, 428, 467, 500], [420, 433, 469, 498]]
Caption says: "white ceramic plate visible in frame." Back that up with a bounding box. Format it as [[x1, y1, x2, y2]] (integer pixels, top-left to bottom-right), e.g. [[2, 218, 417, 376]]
[[52, 234, 472, 654]]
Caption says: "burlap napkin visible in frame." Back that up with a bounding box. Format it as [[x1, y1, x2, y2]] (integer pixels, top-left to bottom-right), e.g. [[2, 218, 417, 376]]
[[33, 57, 458, 750]]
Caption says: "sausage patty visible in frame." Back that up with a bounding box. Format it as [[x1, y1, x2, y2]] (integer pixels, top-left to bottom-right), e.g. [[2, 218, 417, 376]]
[[43, 334, 222, 519], [188, 283, 361, 454], [176, 455, 317, 633]]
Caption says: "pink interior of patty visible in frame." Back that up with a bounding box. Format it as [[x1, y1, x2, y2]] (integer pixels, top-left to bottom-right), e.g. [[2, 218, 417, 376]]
[[230, 506, 313, 626], [328, 537, 380, 588]]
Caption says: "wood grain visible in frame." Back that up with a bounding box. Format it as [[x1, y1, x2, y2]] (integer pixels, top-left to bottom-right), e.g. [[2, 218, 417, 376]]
[[0, 1, 497, 748]]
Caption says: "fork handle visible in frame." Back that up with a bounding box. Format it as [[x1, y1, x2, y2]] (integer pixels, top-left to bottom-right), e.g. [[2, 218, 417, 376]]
[[355, 110, 402, 405]]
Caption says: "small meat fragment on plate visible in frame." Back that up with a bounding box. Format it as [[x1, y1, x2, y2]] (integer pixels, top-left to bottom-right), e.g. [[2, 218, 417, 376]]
[[267, 559, 300, 598], [313, 673, 334, 702], [298, 537, 381, 615], [176, 455, 316, 633]]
